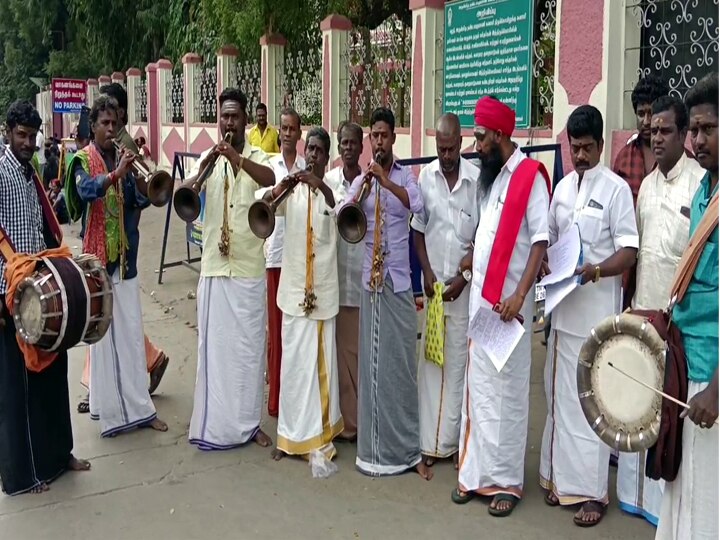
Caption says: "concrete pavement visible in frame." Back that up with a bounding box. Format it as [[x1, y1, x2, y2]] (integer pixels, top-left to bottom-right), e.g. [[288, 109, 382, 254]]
[[0, 205, 656, 539]]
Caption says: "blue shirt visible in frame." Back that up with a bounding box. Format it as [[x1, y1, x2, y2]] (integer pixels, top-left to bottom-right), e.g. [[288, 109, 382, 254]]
[[74, 144, 149, 280], [673, 172, 718, 382]]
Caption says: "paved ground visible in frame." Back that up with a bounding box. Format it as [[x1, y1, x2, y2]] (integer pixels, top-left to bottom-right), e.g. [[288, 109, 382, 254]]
[[0, 205, 656, 539]]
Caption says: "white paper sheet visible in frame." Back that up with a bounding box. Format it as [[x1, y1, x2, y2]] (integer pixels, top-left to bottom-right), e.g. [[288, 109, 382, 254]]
[[467, 306, 525, 372], [538, 224, 582, 287], [543, 275, 580, 315]]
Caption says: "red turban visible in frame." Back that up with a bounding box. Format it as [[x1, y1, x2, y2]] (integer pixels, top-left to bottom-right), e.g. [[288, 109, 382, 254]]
[[474, 96, 516, 136]]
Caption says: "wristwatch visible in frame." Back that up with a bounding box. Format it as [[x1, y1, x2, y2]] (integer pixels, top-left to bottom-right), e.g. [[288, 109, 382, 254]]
[[462, 269, 472, 282], [593, 265, 601, 283]]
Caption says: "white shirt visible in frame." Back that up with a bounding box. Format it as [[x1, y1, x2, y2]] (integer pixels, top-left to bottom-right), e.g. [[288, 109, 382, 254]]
[[469, 148, 550, 318], [634, 154, 705, 310], [265, 153, 306, 268], [326, 166, 364, 308], [550, 164, 639, 337], [411, 157, 480, 318], [36, 132, 46, 165], [276, 178, 345, 320]]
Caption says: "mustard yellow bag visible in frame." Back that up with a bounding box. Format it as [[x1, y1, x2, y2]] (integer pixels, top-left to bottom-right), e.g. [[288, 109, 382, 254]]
[[424, 281, 445, 366]]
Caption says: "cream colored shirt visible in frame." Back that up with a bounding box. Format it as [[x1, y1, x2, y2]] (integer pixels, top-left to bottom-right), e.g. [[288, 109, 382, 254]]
[[196, 143, 271, 278], [411, 157, 480, 318], [275, 178, 346, 320], [469, 148, 550, 319], [326, 166, 364, 308], [265, 153, 306, 268], [634, 154, 705, 310], [550, 164, 639, 337]]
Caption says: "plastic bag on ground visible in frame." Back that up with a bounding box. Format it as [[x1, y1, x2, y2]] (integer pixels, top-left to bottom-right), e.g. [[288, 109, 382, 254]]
[[309, 450, 337, 479]]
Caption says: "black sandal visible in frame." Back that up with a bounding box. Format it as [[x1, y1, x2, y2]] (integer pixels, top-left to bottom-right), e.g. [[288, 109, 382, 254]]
[[544, 490, 560, 507], [77, 397, 90, 414], [488, 493, 519, 517], [148, 355, 170, 395], [573, 501, 606, 527], [451, 487, 476, 504]]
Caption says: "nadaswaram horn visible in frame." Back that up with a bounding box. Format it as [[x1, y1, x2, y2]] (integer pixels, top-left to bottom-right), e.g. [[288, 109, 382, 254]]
[[172, 132, 233, 222], [336, 152, 381, 244], [113, 141, 173, 207]]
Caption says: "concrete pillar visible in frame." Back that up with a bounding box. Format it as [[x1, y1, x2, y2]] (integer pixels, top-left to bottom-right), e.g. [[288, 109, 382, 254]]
[[156, 59, 173, 127], [183, 53, 202, 150], [320, 14, 352, 161], [146, 62, 160, 163], [86, 78, 98, 106], [216, 45, 239, 95], [125, 68, 142, 127], [409, 0, 445, 159], [111, 71, 125, 87], [260, 33, 287, 126], [98, 75, 111, 90]]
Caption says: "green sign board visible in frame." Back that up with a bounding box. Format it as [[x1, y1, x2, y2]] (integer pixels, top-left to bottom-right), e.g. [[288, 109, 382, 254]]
[[443, 0, 535, 129]]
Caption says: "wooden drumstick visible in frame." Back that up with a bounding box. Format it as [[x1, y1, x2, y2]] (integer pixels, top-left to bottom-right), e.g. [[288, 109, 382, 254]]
[[607, 362, 718, 425]]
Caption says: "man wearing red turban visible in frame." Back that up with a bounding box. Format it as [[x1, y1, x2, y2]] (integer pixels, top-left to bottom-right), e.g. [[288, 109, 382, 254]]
[[453, 96, 550, 517]]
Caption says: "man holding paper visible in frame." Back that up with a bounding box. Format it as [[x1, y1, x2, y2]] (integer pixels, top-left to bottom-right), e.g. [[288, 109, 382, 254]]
[[453, 96, 550, 517], [539, 105, 638, 527]]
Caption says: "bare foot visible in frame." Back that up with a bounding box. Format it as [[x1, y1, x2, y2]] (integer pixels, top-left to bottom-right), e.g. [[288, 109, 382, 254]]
[[415, 461, 433, 481], [143, 418, 168, 432], [68, 455, 91, 471], [253, 429, 272, 447], [453, 452, 459, 470], [271, 448, 286, 461], [30, 483, 49, 494], [422, 454, 435, 467]]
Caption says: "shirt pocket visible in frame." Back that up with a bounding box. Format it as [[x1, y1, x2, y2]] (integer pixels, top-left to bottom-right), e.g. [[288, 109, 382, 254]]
[[577, 207, 604, 245], [454, 208, 476, 243], [660, 199, 691, 258], [312, 211, 334, 244], [694, 241, 718, 289]]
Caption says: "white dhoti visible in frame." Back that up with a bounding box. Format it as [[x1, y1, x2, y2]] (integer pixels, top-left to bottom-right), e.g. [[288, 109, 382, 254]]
[[89, 273, 156, 437], [656, 381, 718, 540], [539, 328, 610, 504], [277, 314, 343, 458], [457, 300, 532, 498], [418, 313, 468, 459], [618, 450, 664, 526], [189, 276, 266, 450]]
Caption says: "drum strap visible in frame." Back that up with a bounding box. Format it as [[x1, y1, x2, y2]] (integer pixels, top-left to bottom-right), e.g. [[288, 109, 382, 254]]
[[0, 225, 17, 262], [669, 192, 719, 307]]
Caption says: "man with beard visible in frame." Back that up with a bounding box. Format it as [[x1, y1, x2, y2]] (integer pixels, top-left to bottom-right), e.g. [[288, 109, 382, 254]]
[[267, 127, 344, 462], [614, 75, 669, 205], [617, 95, 704, 527], [266, 107, 305, 418], [188, 88, 275, 450], [453, 96, 549, 516], [540, 105, 638, 527], [65, 96, 169, 437], [0, 100, 90, 495], [345, 107, 430, 480], [327, 121, 364, 441], [248, 103, 280, 154], [656, 72, 719, 540], [413, 113, 479, 467]]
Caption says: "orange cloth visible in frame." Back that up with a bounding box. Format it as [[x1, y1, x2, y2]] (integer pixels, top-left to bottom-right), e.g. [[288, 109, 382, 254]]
[[4, 246, 73, 372], [82, 334, 164, 388]]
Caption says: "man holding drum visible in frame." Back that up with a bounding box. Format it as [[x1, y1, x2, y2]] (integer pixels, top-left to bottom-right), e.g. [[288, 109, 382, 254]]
[[0, 101, 90, 494], [540, 105, 638, 527], [656, 72, 719, 540], [618, 95, 705, 526]]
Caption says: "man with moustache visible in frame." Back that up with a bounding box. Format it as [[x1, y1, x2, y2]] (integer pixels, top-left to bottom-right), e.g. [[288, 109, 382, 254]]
[[540, 105, 638, 527], [413, 113, 479, 468], [0, 101, 90, 494], [266, 127, 344, 461], [248, 103, 280, 154], [327, 121, 364, 441], [266, 107, 305, 418], [453, 97, 550, 517], [188, 88, 276, 451], [345, 107, 430, 480], [617, 95, 705, 526], [656, 72, 719, 540], [65, 96, 169, 437], [614, 75, 670, 205]]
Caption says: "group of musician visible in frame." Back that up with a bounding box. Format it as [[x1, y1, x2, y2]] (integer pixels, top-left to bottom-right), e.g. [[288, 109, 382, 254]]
[[0, 69, 716, 539]]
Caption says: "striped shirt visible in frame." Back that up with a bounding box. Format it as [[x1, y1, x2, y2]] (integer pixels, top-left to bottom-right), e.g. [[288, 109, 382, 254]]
[[0, 150, 45, 294]]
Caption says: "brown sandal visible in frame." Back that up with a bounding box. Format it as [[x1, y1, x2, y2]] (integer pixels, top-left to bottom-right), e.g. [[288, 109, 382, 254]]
[[573, 501, 606, 527]]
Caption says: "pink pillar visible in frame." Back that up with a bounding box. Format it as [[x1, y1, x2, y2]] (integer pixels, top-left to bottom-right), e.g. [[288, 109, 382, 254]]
[[320, 14, 352, 139], [125, 68, 142, 126], [183, 53, 202, 151], [146, 63, 160, 163], [260, 33, 287, 125], [98, 75, 111, 90], [111, 71, 125, 86], [86, 78, 98, 106]]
